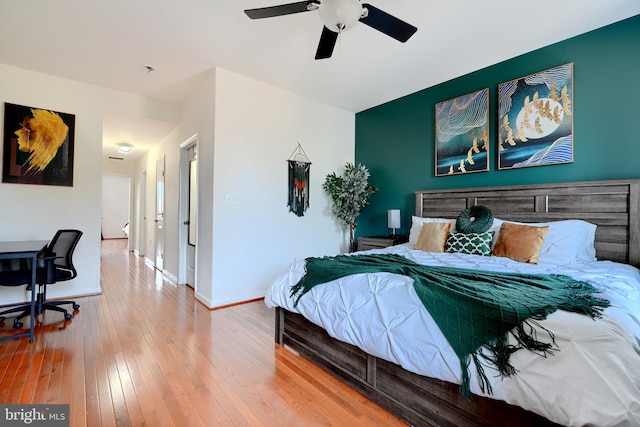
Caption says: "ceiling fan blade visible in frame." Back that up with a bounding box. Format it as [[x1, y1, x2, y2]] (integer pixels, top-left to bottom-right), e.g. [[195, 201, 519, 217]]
[[315, 26, 339, 60], [244, 1, 318, 19], [360, 3, 417, 42]]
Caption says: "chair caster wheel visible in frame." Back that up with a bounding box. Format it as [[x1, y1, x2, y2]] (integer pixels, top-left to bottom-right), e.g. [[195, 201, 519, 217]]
[[73, 304, 80, 310], [64, 313, 72, 320], [13, 321, 23, 329]]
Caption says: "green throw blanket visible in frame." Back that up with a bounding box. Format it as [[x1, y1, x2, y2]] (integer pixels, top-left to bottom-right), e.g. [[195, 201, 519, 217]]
[[290, 253, 609, 398]]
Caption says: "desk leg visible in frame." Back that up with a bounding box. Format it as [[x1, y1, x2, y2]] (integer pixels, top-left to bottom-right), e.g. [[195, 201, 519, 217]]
[[28, 253, 36, 342]]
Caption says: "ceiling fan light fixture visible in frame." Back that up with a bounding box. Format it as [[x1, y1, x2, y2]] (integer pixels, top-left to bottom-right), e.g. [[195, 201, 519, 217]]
[[243, 0, 417, 60], [319, 0, 363, 33]]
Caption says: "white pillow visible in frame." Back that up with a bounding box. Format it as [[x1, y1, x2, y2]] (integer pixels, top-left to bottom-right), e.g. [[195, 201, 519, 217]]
[[488, 218, 503, 249], [409, 216, 455, 244], [493, 219, 597, 265]]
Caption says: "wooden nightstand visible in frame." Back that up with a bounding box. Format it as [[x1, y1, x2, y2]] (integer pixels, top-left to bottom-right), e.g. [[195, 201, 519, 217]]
[[357, 235, 409, 251]]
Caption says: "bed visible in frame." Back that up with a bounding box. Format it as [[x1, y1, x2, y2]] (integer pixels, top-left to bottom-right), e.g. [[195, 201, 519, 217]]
[[265, 179, 640, 426]]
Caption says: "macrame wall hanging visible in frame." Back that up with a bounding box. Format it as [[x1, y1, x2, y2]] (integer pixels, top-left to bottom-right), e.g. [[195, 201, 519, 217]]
[[287, 142, 311, 217]]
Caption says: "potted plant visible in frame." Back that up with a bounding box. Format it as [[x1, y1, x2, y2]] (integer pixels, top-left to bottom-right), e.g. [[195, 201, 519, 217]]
[[323, 162, 378, 252]]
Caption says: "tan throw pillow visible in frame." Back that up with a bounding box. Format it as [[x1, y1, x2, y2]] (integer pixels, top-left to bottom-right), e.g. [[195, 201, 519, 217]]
[[415, 221, 451, 253], [492, 222, 550, 264]]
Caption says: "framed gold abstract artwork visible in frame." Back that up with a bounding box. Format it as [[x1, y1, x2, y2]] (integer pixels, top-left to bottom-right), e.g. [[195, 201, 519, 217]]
[[2, 102, 75, 186]]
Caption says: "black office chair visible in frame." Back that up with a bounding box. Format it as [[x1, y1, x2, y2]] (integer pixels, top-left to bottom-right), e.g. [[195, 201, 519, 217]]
[[0, 229, 82, 329]]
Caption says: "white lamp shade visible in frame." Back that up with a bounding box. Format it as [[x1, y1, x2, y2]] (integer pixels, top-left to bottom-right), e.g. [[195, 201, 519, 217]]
[[387, 209, 401, 229], [319, 0, 363, 32]]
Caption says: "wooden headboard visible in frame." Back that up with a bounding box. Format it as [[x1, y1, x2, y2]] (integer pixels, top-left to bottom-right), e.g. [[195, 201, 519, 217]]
[[415, 179, 640, 267]]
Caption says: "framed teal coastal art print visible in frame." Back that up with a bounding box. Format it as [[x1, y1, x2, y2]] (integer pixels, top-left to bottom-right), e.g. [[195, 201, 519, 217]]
[[435, 88, 489, 177]]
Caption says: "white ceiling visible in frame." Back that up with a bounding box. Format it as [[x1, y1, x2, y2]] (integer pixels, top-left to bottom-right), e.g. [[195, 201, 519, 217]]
[[1, 1, 638, 163]]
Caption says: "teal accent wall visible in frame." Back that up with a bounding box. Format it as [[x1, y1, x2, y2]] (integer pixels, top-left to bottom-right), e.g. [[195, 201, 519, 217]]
[[355, 14, 640, 239]]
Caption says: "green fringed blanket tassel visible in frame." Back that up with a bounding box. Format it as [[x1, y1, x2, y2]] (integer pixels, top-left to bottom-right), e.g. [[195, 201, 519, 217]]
[[291, 253, 610, 399]]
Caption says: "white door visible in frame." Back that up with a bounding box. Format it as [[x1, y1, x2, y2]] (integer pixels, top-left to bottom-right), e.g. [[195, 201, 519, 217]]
[[155, 156, 165, 270], [186, 149, 197, 287], [178, 138, 198, 287], [135, 170, 147, 256]]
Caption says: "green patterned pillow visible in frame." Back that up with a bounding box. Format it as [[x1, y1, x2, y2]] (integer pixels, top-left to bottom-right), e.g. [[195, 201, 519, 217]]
[[445, 231, 494, 256]]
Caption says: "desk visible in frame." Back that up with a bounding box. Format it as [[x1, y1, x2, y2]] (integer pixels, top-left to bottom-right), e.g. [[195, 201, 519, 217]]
[[0, 240, 49, 342]]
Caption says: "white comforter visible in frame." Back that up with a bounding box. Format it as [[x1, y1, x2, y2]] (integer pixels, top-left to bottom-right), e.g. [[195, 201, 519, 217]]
[[265, 244, 640, 427]]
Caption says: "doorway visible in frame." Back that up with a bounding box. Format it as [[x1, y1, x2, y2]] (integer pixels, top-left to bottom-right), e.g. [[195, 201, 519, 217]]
[[102, 174, 131, 240], [134, 170, 147, 257], [179, 135, 198, 287], [155, 156, 165, 271]]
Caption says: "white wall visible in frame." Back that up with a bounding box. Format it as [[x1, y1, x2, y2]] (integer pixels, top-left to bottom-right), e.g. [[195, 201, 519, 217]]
[[0, 63, 180, 304], [140, 67, 355, 308], [141, 70, 216, 291], [102, 157, 139, 175], [210, 68, 355, 306], [101, 174, 130, 238], [0, 62, 353, 309]]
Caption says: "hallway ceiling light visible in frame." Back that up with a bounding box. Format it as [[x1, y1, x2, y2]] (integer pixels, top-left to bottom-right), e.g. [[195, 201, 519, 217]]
[[118, 143, 134, 153]]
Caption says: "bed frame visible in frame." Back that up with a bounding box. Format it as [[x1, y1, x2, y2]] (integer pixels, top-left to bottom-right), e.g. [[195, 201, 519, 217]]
[[275, 179, 640, 426]]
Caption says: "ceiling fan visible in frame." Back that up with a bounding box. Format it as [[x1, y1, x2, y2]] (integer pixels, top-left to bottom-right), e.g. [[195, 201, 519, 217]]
[[244, 0, 417, 60]]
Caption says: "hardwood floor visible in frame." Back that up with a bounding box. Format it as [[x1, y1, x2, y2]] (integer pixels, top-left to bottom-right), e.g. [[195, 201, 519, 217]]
[[0, 239, 406, 426]]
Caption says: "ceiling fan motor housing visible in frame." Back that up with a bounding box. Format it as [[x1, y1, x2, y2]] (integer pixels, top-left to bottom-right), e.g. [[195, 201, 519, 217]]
[[319, 0, 363, 32]]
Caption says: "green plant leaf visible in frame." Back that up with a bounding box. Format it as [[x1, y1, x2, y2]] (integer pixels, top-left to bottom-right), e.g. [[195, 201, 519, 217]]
[[323, 162, 378, 231]]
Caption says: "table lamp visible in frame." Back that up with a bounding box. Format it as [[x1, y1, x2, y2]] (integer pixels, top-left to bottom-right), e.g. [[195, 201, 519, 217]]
[[388, 209, 401, 236]]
